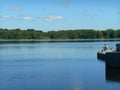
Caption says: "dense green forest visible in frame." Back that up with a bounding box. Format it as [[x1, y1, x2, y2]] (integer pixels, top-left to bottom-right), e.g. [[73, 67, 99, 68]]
[[0, 28, 120, 39]]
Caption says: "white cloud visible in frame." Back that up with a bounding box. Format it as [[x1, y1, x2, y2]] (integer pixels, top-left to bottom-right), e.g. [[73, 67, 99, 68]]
[[21, 16, 34, 21], [10, 7, 21, 11], [17, 14, 34, 21], [44, 16, 64, 22], [1, 15, 12, 19], [0, 15, 34, 21]]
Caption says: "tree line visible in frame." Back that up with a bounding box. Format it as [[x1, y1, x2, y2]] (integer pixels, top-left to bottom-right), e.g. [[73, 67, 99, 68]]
[[0, 28, 120, 39]]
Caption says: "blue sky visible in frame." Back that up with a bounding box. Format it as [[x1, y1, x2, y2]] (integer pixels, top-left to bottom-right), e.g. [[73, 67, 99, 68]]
[[0, 0, 120, 31]]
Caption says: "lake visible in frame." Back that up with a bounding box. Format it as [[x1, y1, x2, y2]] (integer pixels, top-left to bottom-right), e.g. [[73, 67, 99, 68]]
[[0, 41, 120, 90]]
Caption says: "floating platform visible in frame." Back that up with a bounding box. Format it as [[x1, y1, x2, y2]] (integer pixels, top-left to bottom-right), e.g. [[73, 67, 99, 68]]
[[97, 50, 112, 60], [97, 44, 120, 68]]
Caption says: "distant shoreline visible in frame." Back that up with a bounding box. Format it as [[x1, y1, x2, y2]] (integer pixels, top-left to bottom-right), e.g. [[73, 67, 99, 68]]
[[0, 39, 120, 44], [0, 29, 120, 39]]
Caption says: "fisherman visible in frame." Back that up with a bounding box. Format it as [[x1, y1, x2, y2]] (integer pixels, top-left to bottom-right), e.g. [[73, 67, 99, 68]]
[[103, 44, 109, 51]]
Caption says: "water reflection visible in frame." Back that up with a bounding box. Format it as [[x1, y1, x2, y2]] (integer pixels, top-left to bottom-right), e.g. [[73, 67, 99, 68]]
[[0, 39, 120, 44], [98, 58, 120, 83], [106, 67, 120, 83]]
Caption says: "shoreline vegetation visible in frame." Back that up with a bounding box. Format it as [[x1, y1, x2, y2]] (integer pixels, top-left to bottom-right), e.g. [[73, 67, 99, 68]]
[[0, 39, 120, 44], [0, 28, 120, 40]]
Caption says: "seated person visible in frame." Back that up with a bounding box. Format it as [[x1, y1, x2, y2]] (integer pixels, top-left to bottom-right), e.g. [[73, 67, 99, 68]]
[[103, 44, 109, 51]]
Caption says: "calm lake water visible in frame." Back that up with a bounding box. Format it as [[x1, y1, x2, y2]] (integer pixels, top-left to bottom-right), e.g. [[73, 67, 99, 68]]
[[0, 41, 120, 90]]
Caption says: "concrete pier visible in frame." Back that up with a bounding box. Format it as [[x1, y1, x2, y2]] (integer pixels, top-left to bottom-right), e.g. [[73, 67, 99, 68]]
[[97, 43, 120, 68], [105, 52, 120, 68]]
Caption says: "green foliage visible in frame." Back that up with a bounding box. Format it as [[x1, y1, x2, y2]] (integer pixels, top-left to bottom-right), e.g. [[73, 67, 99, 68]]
[[0, 28, 120, 39]]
